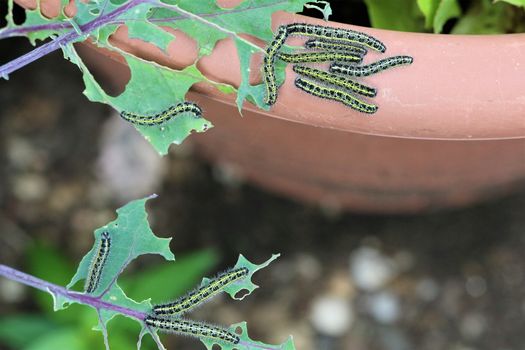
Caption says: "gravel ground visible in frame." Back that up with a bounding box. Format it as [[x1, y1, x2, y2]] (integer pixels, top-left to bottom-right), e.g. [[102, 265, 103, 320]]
[[1, 37, 525, 350]]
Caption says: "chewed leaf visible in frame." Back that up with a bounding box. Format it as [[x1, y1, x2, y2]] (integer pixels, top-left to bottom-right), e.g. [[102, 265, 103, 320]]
[[201, 254, 280, 300], [2, 0, 319, 152], [201, 322, 296, 350], [45, 195, 176, 346], [67, 194, 174, 293], [0, 194, 289, 350], [107, 56, 213, 154], [63, 45, 213, 155], [148, 0, 311, 55]]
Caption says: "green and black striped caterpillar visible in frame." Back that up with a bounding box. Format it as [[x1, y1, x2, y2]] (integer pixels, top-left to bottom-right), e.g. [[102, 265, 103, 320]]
[[84, 231, 111, 294], [152, 267, 249, 317], [286, 23, 386, 52], [304, 38, 367, 56], [294, 77, 378, 114], [277, 51, 362, 64], [145, 316, 240, 345], [120, 102, 202, 126], [293, 65, 377, 98], [330, 56, 414, 77]]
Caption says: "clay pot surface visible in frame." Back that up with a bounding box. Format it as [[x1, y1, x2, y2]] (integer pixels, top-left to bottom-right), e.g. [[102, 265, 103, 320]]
[[15, 0, 525, 212]]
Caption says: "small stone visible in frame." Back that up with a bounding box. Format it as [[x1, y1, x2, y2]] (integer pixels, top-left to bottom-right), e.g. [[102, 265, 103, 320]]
[[0, 278, 26, 303], [465, 275, 487, 298], [460, 313, 486, 340], [440, 281, 463, 317], [6, 137, 39, 170], [212, 162, 245, 188], [416, 278, 440, 302], [393, 250, 414, 271], [97, 115, 166, 201], [367, 291, 401, 324], [13, 173, 49, 201], [295, 253, 322, 281], [310, 295, 353, 336], [350, 247, 397, 291]]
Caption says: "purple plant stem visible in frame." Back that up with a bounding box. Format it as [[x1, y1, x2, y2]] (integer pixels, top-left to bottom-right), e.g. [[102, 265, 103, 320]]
[[0, 22, 72, 39], [0, 0, 144, 79], [0, 0, 287, 39], [0, 264, 146, 320], [0, 0, 288, 78]]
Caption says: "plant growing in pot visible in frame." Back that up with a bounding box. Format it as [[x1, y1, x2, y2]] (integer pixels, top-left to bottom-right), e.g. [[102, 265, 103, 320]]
[[2, 0, 525, 215]]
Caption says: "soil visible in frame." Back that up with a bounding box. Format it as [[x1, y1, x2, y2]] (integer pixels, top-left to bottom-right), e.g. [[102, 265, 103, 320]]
[[1, 37, 525, 350]]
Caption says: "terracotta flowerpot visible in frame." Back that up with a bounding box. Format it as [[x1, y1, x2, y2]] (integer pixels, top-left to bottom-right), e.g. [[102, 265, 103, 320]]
[[15, 0, 525, 212]]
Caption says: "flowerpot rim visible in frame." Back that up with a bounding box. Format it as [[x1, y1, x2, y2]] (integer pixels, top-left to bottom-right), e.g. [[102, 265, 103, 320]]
[[14, 0, 525, 141]]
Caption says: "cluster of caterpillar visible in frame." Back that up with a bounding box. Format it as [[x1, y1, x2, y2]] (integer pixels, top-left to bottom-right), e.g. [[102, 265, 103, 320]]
[[145, 267, 249, 345], [83, 232, 248, 345], [119, 101, 202, 127], [262, 23, 414, 114]]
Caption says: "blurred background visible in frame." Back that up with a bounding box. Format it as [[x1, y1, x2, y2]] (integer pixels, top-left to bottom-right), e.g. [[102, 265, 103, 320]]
[[1, 0, 525, 350]]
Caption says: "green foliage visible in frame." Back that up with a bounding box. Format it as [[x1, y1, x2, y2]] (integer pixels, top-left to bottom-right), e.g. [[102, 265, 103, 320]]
[[363, 0, 524, 33], [452, 0, 525, 33], [363, 0, 425, 32], [0, 315, 58, 349], [416, 0, 461, 32], [499, 0, 525, 7], [66, 195, 175, 296], [0, 248, 218, 350], [26, 241, 76, 315], [201, 322, 295, 350], [1, 196, 289, 350], [431, 0, 462, 33], [1, 0, 320, 155]]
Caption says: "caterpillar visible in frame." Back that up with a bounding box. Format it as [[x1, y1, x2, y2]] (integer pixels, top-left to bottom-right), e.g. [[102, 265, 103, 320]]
[[152, 267, 249, 316], [277, 52, 362, 64], [293, 65, 377, 98], [119, 102, 202, 126], [330, 56, 414, 77], [84, 231, 111, 294], [294, 77, 378, 114], [262, 23, 387, 105], [263, 25, 289, 105], [286, 23, 386, 53], [304, 39, 367, 57], [145, 316, 240, 345]]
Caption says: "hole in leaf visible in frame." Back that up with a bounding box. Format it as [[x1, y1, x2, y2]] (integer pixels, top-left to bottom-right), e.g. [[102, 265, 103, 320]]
[[249, 50, 264, 86], [234, 326, 243, 335], [164, 29, 199, 69], [234, 288, 249, 299], [108, 26, 197, 71], [75, 40, 130, 97], [12, 3, 26, 25], [0, 3, 6, 27], [299, 0, 371, 28], [197, 34, 264, 88], [36, 0, 76, 20], [211, 344, 222, 350]]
